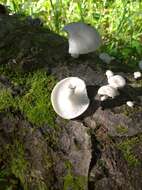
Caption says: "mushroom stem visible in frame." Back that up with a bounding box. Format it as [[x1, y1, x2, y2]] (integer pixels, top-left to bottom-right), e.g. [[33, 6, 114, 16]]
[[68, 83, 76, 95], [100, 95, 108, 101]]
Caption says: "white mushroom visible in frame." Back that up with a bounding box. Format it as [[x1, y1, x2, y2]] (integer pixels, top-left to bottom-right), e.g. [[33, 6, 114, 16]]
[[99, 52, 115, 64], [63, 22, 102, 58], [98, 85, 119, 99], [126, 101, 134, 107], [105, 70, 114, 79], [100, 95, 108, 101], [108, 75, 126, 89], [51, 77, 90, 119], [138, 60, 142, 70], [134, 71, 141, 79]]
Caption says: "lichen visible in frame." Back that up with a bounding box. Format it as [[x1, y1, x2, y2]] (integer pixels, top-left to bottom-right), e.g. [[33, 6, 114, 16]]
[[117, 136, 141, 167]]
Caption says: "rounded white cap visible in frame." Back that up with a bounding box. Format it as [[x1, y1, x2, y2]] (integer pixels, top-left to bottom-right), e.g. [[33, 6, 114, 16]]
[[51, 77, 90, 119], [126, 101, 134, 107], [108, 75, 126, 89], [63, 22, 102, 57], [134, 71, 141, 79], [98, 85, 119, 99]]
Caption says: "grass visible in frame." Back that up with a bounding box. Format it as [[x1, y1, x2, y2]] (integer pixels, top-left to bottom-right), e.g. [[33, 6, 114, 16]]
[[0, 0, 142, 65]]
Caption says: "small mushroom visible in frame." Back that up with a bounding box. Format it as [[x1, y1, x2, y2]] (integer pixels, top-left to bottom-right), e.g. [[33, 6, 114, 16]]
[[51, 77, 90, 119], [99, 53, 115, 64], [98, 85, 119, 99], [134, 71, 141, 79], [108, 75, 126, 89], [105, 70, 114, 79], [63, 22, 102, 58], [126, 101, 134, 108]]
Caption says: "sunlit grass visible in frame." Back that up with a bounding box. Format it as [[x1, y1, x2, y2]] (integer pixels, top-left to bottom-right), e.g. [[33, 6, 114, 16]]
[[0, 0, 142, 64]]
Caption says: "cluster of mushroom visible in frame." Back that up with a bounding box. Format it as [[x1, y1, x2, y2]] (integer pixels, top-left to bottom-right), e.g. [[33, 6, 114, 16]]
[[51, 22, 102, 119], [51, 22, 141, 119], [97, 70, 126, 101]]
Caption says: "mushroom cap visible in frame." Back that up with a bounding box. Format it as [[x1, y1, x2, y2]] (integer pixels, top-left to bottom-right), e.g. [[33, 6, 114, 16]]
[[63, 22, 102, 56], [51, 77, 90, 119], [126, 101, 134, 107], [98, 85, 119, 99], [108, 75, 126, 89], [105, 70, 114, 79], [134, 71, 141, 79]]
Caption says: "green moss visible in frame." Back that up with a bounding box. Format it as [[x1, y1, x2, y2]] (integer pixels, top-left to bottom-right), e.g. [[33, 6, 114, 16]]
[[0, 89, 14, 111], [132, 78, 142, 88], [116, 125, 128, 134], [117, 137, 141, 167], [0, 139, 49, 190], [0, 168, 19, 190], [9, 141, 29, 190], [1, 138, 52, 190], [0, 65, 29, 87], [0, 66, 57, 127], [0, 140, 29, 190], [63, 174, 87, 190], [122, 105, 142, 117], [63, 161, 87, 190], [97, 159, 106, 169], [18, 70, 57, 126]]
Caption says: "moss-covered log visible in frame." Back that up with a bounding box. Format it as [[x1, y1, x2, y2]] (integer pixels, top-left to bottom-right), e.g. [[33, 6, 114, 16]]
[[0, 14, 142, 190]]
